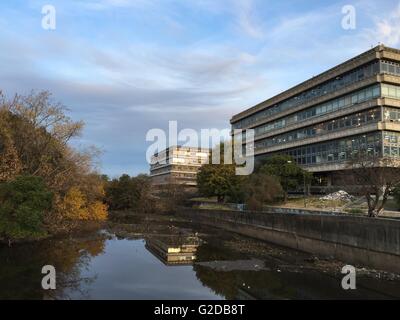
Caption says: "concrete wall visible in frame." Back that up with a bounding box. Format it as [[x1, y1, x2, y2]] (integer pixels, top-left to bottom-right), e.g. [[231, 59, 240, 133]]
[[178, 208, 400, 273]]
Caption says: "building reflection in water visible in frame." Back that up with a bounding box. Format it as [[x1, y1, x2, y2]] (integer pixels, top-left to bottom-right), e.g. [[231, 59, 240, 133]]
[[145, 235, 200, 266]]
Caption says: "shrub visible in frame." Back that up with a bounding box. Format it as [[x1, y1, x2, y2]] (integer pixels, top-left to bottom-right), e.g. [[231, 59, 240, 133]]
[[59, 187, 108, 221], [243, 173, 283, 211], [88, 201, 108, 221], [62, 187, 88, 220], [0, 176, 53, 241]]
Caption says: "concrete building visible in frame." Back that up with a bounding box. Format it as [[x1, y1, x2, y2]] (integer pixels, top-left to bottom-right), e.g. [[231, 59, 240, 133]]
[[231, 45, 400, 191], [150, 146, 210, 186]]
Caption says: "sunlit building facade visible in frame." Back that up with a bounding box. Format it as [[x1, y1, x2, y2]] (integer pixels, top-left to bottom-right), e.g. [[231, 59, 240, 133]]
[[150, 146, 210, 186], [231, 45, 400, 190]]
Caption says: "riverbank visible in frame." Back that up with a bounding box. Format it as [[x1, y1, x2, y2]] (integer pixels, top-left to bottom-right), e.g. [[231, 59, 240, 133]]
[[177, 208, 400, 274], [0, 220, 107, 246], [109, 212, 400, 281]]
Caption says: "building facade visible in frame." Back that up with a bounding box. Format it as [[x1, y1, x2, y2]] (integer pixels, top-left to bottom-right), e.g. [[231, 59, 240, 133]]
[[231, 45, 400, 190], [150, 146, 210, 186]]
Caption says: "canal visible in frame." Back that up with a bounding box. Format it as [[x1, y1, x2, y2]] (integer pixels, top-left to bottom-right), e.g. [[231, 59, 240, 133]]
[[1, 214, 399, 299]]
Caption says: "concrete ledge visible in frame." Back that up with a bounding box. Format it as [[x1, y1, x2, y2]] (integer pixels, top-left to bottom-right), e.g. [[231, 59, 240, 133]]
[[178, 208, 400, 273]]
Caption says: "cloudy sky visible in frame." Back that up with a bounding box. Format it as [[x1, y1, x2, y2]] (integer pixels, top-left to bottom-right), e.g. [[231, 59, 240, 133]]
[[1, 0, 400, 176]]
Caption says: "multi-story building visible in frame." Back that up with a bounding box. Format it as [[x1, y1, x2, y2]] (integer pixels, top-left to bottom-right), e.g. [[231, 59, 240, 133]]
[[150, 146, 210, 186], [231, 45, 400, 190]]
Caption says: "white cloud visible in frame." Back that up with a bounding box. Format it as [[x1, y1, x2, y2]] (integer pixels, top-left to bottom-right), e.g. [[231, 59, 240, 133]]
[[372, 3, 400, 46], [233, 0, 264, 39]]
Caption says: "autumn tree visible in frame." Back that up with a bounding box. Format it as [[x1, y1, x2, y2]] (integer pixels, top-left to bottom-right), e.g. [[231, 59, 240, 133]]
[[0, 111, 21, 182], [0, 90, 107, 239]]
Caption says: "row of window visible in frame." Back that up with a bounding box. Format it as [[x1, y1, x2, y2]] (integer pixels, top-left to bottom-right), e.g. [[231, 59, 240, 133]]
[[251, 84, 381, 137], [281, 132, 383, 165], [232, 61, 382, 129], [255, 108, 381, 150], [381, 60, 400, 76], [233, 60, 400, 130], [171, 173, 197, 178]]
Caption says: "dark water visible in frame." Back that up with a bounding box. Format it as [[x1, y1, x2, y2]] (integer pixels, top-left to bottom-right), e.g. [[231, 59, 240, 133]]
[[1, 221, 400, 300]]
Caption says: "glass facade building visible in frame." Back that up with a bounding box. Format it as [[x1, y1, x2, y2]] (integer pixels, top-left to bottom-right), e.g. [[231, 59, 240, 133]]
[[230, 45, 400, 187]]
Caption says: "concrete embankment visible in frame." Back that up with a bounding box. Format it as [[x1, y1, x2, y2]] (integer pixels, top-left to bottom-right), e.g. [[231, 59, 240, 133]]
[[178, 208, 400, 273]]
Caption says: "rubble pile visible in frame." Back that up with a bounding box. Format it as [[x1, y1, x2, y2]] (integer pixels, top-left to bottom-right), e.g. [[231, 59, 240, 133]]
[[320, 190, 355, 202]]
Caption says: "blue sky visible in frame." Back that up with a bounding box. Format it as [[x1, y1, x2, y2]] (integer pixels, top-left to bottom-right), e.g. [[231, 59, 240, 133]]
[[1, 0, 400, 177]]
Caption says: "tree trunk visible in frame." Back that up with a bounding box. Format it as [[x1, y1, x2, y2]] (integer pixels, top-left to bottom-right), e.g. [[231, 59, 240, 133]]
[[283, 191, 288, 203], [366, 193, 377, 217], [217, 195, 224, 203], [368, 208, 378, 217], [375, 185, 390, 217]]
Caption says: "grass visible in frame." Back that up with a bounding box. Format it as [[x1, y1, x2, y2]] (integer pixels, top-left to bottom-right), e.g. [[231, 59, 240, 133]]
[[189, 195, 400, 218]]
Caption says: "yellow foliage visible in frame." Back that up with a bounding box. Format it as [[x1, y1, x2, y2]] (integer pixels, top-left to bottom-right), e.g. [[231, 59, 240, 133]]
[[60, 187, 108, 222], [87, 201, 108, 221], [62, 187, 89, 220]]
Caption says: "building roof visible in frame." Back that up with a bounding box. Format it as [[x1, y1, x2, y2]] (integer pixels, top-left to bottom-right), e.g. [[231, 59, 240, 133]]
[[230, 45, 400, 124]]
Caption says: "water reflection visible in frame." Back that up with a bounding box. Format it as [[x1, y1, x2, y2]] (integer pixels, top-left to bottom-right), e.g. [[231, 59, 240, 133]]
[[1, 225, 400, 300], [145, 235, 200, 266], [0, 236, 106, 299]]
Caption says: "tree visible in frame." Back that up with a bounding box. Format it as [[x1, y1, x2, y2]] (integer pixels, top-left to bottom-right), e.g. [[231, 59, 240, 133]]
[[0, 176, 53, 243], [196, 141, 246, 203], [197, 164, 244, 203], [0, 112, 21, 182], [346, 153, 400, 217], [105, 174, 155, 212], [243, 173, 283, 211], [259, 155, 311, 202], [0, 91, 107, 234], [157, 183, 193, 213]]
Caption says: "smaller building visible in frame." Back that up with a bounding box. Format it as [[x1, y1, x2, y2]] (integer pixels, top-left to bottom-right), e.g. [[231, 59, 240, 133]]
[[149, 146, 210, 186]]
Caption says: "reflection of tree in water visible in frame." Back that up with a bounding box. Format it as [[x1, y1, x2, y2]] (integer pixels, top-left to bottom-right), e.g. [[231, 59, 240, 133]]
[[0, 235, 106, 299], [193, 243, 295, 300]]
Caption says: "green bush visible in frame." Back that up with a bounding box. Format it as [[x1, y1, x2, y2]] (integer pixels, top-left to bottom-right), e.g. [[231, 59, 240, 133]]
[[0, 176, 53, 241]]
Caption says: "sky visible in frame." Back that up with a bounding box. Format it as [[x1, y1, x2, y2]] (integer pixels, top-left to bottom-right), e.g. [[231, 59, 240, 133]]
[[1, 0, 400, 177]]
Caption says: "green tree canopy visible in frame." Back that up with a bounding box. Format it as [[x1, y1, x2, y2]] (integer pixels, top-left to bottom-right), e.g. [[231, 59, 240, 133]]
[[105, 174, 154, 211], [0, 176, 53, 242], [259, 155, 311, 201], [197, 164, 245, 203]]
